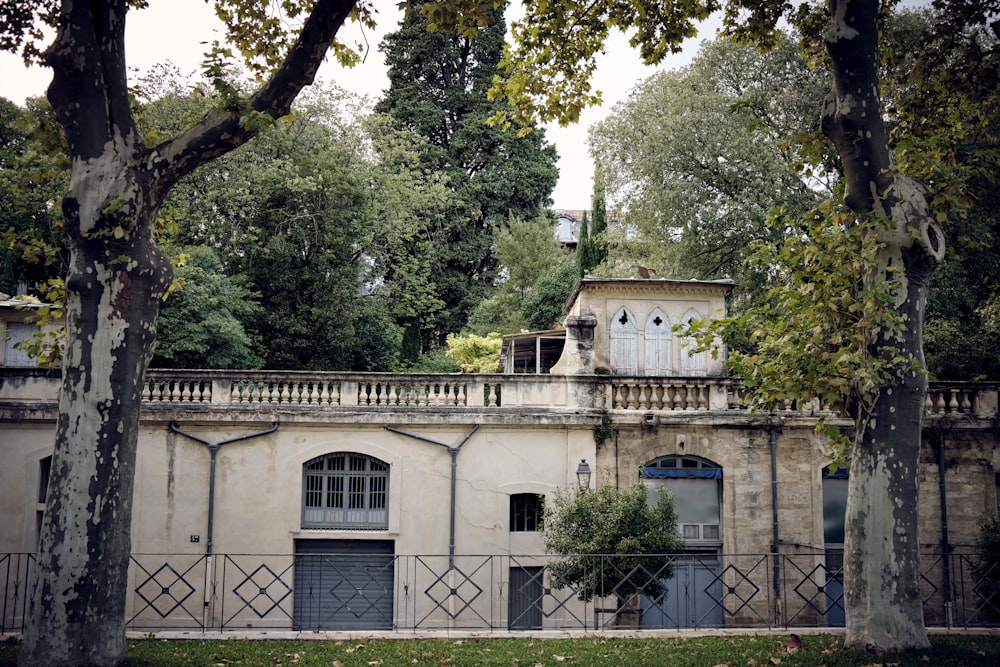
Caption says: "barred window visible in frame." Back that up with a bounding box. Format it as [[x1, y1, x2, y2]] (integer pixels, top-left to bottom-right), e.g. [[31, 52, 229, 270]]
[[302, 453, 388, 530], [509, 493, 545, 532]]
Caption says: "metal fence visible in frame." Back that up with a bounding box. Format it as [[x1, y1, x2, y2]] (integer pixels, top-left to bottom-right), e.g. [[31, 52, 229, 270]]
[[3, 551, 998, 633]]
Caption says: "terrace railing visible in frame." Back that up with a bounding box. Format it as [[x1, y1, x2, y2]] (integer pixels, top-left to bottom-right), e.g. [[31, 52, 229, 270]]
[[1, 368, 996, 420], [2, 550, 997, 634]]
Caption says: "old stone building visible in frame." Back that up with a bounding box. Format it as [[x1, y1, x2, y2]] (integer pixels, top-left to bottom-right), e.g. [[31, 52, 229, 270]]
[[1, 278, 997, 632]]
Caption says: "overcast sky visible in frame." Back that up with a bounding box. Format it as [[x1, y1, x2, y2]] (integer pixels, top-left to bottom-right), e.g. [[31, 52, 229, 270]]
[[0, 1, 718, 209]]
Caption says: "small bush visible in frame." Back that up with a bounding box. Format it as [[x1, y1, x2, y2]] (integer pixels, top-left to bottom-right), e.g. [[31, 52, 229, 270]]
[[974, 513, 1000, 619]]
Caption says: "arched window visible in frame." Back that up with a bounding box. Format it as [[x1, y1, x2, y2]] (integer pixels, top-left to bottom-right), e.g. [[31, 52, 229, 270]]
[[302, 453, 389, 530], [643, 455, 721, 543], [679, 309, 707, 375], [509, 493, 545, 532], [644, 308, 672, 375], [610, 307, 638, 374]]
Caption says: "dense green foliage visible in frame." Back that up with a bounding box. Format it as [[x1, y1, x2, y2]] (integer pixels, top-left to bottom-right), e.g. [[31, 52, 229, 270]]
[[575, 183, 608, 278], [0, 96, 68, 296], [974, 513, 1000, 620], [444, 331, 502, 372], [588, 36, 826, 300], [520, 261, 578, 331], [138, 84, 401, 371], [879, 10, 1000, 381], [375, 0, 558, 353], [152, 246, 262, 369], [464, 213, 573, 335], [542, 482, 684, 603]]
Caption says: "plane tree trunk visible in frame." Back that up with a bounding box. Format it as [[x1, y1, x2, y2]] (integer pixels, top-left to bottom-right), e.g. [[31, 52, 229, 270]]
[[822, 0, 943, 651], [19, 1, 356, 665]]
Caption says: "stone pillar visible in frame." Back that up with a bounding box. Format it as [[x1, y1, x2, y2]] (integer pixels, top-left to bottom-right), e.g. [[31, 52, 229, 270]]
[[550, 314, 597, 375]]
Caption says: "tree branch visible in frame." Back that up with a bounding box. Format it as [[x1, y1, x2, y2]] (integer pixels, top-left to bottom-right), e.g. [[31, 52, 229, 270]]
[[821, 0, 890, 221], [148, 0, 357, 200]]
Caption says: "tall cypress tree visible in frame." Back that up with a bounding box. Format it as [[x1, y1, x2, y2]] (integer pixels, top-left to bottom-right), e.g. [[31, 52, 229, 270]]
[[575, 211, 592, 278], [590, 183, 608, 268], [376, 1, 559, 355]]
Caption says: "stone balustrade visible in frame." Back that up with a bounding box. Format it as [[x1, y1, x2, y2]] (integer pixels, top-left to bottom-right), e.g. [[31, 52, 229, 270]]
[[0, 367, 995, 419]]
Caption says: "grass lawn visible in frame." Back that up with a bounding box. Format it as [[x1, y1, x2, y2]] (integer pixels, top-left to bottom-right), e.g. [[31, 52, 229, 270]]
[[2, 633, 999, 666]]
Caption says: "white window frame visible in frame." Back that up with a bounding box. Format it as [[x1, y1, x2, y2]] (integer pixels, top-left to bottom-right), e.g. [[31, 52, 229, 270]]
[[302, 452, 389, 530], [678, 308, 707, 375], [643, 308, 672, 375], [610, 307, 638, 375]]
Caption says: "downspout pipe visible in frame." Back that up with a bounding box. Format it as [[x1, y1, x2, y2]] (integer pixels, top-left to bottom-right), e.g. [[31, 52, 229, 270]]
[[769, 414, 782, 621], [937, 428, 953, 627], [169, 420, 280, 556], [385, 425, 479, 569], [168, 420, 279, 629]]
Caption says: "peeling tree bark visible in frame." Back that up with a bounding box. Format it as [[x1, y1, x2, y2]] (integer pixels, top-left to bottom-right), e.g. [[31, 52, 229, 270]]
[[822, 0, 942, 652], [19, 1, 357, 665]]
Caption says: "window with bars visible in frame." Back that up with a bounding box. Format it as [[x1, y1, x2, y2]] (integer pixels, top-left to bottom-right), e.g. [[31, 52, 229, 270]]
[[509, 493, 545, 532], [302, 453, 389, 530]]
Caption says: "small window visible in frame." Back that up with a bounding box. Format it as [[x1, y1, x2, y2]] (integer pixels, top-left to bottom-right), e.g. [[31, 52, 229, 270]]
[[3, 321, 40, 367], [823, 468, 849, 546], [38, 455, 52, 504], [302, 453, 389, 530], [510, 493, 545, 532]]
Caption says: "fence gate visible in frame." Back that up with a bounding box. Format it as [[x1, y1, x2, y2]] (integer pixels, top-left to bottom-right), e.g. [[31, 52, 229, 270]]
[[293, 539, 394, 631], [508, 566, 543, 630]]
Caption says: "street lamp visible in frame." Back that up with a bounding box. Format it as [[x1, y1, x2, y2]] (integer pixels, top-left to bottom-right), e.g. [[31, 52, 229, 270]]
[[576, 459, 592, 492]]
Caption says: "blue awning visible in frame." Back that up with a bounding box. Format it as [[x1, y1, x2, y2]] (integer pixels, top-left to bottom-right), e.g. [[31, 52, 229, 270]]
[[643, 467, 721, 479]]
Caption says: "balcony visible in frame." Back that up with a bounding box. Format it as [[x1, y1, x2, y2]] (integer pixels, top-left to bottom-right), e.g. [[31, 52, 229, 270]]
[[1, 367, 995, 423]]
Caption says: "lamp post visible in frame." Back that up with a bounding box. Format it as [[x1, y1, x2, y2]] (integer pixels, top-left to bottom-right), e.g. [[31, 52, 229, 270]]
[[576, 458, 592, 493]]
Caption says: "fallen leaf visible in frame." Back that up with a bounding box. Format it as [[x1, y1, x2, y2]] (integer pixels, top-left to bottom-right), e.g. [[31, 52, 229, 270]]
[[770, 659, 781, 665], [333, 661, 344, 667], [782, 634, 802, 655], [553, 656, 566, 662]]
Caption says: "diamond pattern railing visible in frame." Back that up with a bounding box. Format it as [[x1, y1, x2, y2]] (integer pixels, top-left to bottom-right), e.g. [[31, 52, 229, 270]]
[[782, 556, 842, 626], [221, 555, 296, 628], [707, 558, 767, 622], [128, 555, 206, 629], [414, 556, 490, 629], [1, 550, 997, 634]]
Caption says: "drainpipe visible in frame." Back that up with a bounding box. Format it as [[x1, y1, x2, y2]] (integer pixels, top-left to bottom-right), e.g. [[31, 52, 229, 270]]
[[169, 420, 280, 628], [937, 428, 953, 628], [385, 425, 479, 569], [769, 414, 782, 623]]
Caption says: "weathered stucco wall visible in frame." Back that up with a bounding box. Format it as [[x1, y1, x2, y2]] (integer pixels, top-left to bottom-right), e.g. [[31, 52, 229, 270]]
[[2, 378, 997, 630]]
